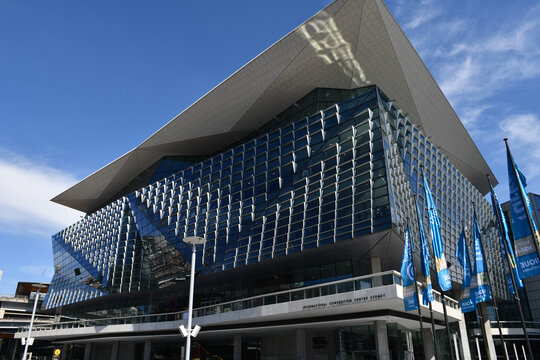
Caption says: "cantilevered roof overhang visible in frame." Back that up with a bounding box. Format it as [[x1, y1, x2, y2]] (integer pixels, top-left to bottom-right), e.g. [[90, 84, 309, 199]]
[[53, 0, 496, 213]]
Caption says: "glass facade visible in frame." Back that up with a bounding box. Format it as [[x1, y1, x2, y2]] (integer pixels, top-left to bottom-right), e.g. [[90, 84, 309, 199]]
[[44, 85, 506, 311], [376, 91, 506, 299]]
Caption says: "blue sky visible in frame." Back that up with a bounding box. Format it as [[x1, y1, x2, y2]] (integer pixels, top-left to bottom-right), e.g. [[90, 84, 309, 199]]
[[1, 0, 539, 295]]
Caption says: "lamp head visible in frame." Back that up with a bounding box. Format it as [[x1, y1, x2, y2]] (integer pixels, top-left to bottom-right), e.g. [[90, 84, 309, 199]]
[[179, 325, 188, 337], [192, 325, 201, 337], [183, 236, 207, 245]]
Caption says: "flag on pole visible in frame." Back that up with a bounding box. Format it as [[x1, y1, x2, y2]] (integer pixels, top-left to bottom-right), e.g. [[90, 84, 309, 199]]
[[506, 143, 540, 279], [422, 175, 452, 291], [416, 202, 433, 305], [455, 227, 476, 313], [489, 184, 523, 294], [401, 224, 418, 311], [471, 211, 492, 304]]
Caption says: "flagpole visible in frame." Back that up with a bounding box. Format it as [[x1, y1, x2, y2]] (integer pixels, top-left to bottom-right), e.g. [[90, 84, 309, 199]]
[[416, 170, 440, 360], [408, 216, 427, 359], [462, 226, 490, 358], [475, 305, 489, 359], [420, 166, 453, 360], [487, 174, 533, 360], [440, 291, 456, 360], [428, 300, 440, 360], [504, 138, 540, 260], [472, 202, 509, 360]]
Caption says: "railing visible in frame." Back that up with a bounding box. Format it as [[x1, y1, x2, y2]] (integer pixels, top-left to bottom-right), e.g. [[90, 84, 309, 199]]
[[18, 270, 457, 334], [489, 321, 540, 330], [0, 294, 28, 300], [0, 316, 53, 321], [413, 281, 459, 310], [192, 270, 400, 317], [469, 321, 540, 335]]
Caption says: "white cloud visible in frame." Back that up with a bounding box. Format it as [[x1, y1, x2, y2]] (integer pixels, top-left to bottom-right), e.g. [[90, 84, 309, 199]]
[[499, 114, 540, 179], [446, 18, 540, 56], [394, 2, 540, 108], [484, 16, 540, 54], [438, 46, 540, 106], [0, 150, 83, 236], [459, 105, 490, 127], [438, 56, 476, 102], [404, 5, 441, 30], [499, 114, 540, 147]]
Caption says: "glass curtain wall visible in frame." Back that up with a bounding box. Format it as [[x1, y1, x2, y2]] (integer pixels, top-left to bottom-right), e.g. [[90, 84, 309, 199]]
[[44, 85, 506, 313]]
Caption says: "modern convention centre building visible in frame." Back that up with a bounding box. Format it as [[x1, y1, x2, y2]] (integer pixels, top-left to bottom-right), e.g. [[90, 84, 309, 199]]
[[19, 0, 508, 359]]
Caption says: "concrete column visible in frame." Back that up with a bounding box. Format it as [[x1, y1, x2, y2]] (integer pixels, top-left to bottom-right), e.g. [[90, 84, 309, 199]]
[[143, 340, 151, 360], [374, 321, 389, 360], [458, 316, 472, 360], [371, 257, 382, 287], [422, 327, 435, 360], [296, 328, 306, 360], [478, 302, 496, 360], [84, 343, 91, 360], [234, 334, 242, 360], [370, 256, 381, 272], [111, 341, 119, 360]]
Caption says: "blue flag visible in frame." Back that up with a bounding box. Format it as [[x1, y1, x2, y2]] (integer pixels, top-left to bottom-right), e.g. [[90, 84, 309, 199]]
[[455, 227, 476, 313], [401, 225, 418, 311], [506, 143, 540, 279], [471, 211, 492, 304], [490, 184, 523, 294], [416, 202, 433, 305], [422, 175, 452, 291]]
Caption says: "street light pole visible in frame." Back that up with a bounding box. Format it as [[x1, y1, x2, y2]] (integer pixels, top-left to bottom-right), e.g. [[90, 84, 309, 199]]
[[182, 236, 206, 360], [22, 269, 46, 360]]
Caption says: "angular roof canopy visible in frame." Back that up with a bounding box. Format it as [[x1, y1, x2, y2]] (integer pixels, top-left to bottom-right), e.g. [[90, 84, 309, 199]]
[[53, 0, 496, 213]]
